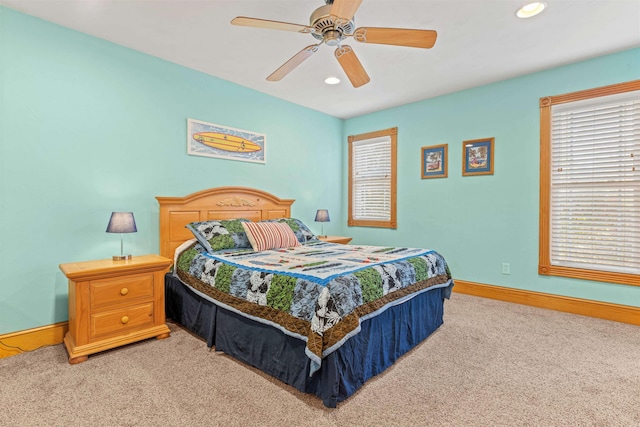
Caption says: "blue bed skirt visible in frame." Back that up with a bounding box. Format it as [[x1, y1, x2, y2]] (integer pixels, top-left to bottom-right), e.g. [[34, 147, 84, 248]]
[[165, 273, 449, 408]]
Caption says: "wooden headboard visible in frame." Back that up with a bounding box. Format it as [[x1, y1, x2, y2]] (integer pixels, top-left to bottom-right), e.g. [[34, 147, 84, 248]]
[[156, 186, 294, 259]]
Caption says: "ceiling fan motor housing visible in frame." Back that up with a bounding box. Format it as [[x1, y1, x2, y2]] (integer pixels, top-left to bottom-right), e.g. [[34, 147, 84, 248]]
[[310, 4, 354, 45]]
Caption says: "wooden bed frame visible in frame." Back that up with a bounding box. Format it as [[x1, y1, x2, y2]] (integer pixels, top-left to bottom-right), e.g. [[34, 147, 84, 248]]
[[156, 186, 294, 259]]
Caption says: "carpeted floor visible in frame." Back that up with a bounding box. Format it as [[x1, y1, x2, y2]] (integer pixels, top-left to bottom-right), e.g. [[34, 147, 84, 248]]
[[1, 293, 638, 426]]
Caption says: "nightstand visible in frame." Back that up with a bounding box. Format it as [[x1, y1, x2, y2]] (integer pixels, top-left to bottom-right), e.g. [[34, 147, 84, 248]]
[[318, 235, 353, 244], [59, 254, 172, 364]]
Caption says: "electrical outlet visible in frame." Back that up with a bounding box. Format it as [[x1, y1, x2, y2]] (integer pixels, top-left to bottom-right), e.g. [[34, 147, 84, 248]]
[[502, 263, 511, 275]]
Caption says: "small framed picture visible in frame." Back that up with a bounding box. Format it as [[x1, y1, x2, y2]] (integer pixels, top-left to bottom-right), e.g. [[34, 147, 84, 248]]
[[421, 144, 448, 179], [462, 137, 494, 176]]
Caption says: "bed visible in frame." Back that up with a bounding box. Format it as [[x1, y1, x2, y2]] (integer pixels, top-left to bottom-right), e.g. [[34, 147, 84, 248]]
[[157, 186, 453, 408]]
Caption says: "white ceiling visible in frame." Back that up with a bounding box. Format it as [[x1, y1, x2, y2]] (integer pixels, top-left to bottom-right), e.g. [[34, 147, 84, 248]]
[[2, 0, 639, 119]]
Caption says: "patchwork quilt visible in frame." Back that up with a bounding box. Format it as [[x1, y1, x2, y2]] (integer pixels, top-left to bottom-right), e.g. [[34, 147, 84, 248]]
[[175, 241, 453, 374]]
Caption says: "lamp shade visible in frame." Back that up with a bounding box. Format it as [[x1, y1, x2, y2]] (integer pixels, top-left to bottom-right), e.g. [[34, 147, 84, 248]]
[[315, 209, 330, 223], [106, 212, 137, 233]]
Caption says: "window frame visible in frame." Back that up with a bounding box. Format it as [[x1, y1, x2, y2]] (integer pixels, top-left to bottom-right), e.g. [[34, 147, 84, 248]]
[[348, 127, 398, 229], [538, 80, 640, 286]]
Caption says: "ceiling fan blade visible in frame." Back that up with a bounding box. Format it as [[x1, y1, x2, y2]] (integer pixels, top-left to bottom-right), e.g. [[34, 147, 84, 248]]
[[334, 45, 370, 88], [353, 27, 437, 49], [231, 17, 314, 34], [330, 0, 363, 22], [267, 45, 320, 82]]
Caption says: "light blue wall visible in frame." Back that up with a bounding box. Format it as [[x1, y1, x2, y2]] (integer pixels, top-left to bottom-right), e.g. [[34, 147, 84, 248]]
[[0, 8, 343, 334], [1, 7, 638, 336], [343, 48, 640, 307]]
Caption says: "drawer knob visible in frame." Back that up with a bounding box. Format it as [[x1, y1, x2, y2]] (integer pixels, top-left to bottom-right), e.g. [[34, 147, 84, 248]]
[[121, 316, 129, 324], [120, 287, 129, 296]]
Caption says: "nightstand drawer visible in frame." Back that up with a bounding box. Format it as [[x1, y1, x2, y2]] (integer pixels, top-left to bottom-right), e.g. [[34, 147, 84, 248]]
[[90, 303, 154, 339], [90, 274, 154, 310]]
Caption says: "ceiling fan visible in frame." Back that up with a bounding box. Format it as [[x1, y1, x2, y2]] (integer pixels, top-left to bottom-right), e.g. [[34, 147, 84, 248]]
[[231, 0, 437, 88]]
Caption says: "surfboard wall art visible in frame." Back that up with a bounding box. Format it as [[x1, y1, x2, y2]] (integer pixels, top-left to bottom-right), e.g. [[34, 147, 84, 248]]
[[187, 118, 266, 164]]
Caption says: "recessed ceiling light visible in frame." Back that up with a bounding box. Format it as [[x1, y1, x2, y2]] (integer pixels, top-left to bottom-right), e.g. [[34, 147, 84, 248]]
[[324, 77, 340, 85], [516, 2, 547, 18]]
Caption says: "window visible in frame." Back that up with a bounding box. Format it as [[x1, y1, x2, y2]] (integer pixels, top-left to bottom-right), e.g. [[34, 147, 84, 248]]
[[348, 127, 397, 228], [539, 80, 640, 286]]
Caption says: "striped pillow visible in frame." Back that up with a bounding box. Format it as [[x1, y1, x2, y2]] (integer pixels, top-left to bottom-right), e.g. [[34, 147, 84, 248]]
[[241, 221, 301, 251]]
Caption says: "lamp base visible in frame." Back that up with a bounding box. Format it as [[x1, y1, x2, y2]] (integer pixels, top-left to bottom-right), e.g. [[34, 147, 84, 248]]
[[112, 254, 132, 261]]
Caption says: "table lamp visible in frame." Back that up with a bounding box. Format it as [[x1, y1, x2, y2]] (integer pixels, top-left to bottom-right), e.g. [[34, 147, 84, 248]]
[[106, 212, 137, 260], [314, 209, 330, 238]]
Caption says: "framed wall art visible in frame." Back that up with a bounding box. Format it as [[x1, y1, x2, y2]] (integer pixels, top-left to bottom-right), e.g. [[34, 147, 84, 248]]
[[421, 144, 448, 179], [462, 137, 494, 176], [187, 118, 266, 164]]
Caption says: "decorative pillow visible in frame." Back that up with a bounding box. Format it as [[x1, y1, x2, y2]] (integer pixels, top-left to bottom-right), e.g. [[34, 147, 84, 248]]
[[241, 221, 301, 251], [262, 218, 319, 244], [186, 219, 251, 253]]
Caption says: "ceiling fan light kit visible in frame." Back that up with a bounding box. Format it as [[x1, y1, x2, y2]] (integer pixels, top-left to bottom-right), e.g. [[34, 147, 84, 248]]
[[231, 0, 437, 88]]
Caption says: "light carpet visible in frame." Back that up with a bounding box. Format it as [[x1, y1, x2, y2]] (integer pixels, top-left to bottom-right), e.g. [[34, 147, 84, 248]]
[[1, 293, 638, 426]]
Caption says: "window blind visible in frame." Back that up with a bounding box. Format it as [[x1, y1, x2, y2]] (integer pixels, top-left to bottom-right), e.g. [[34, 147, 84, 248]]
[[352, 136, 391, 221], [550, 90, 640, 274]]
